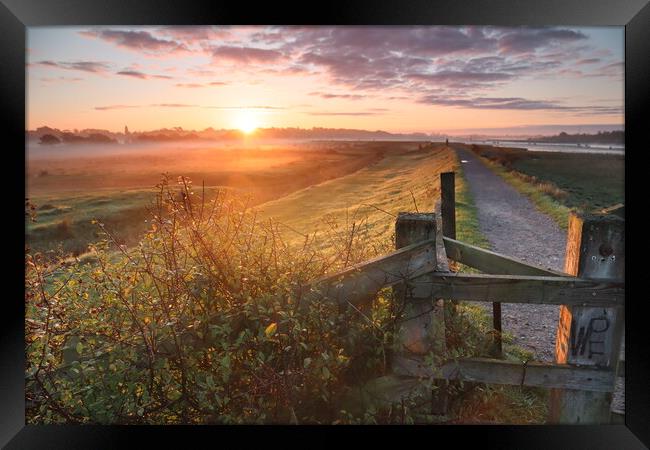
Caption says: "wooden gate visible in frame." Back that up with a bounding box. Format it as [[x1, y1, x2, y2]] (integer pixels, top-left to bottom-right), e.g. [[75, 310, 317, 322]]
[[300, 171, 624, 424]]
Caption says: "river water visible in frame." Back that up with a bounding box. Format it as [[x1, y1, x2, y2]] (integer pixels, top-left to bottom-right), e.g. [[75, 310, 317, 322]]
[[456, 139, 625, 155]]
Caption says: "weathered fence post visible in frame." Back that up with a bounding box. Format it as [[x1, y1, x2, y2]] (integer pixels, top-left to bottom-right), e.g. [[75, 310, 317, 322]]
[[441, 170, 502, 357], [549, 212, 624, 423], [440, 172, 456, 240], [392, 212, 447, 414]]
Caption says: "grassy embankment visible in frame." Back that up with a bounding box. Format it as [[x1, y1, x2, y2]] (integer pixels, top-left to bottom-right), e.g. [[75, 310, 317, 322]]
[[465, 144, 624, 229], [258, 144, 453, 245]]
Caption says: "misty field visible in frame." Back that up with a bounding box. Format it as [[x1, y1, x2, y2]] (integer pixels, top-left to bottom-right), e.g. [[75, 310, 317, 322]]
[[27, 142, 387, 255]]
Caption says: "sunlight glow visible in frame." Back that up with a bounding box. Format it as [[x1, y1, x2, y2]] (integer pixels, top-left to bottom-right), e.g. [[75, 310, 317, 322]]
[[233, 110, 259, 134]]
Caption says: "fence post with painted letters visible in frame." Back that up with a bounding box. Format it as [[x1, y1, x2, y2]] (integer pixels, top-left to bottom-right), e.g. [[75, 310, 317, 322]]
[[549, 212, 624, 423]]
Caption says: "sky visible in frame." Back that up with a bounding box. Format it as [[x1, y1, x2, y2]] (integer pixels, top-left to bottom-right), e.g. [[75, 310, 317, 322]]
[[26, 26, 624, 135]]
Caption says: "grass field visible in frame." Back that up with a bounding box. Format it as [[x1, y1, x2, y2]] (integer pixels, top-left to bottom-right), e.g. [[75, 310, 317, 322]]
[[468, 144, 624, 210], [466, 144, 624, 228]]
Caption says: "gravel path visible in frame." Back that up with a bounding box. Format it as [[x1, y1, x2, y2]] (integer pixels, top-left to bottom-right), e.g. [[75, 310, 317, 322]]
[[453, 145, 624, 416], [454, 146, 565, 362]]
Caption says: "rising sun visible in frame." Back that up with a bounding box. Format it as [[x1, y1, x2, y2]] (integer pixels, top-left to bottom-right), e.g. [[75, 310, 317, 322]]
[[233, 110, 259, 134]]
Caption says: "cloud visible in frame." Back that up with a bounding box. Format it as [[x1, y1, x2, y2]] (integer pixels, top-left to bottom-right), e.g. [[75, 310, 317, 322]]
[[33, 26, 621, 120], [80, 29, 189, 55], [203, 105, 285, 111], [598, 61, 624, 77], [175, 83, 204, 88], [309, 92, 366, 100], [577, 58, 601, 65], [116, 70, 173, 80], [419, 96, 560, 110], [151, 103, 197, 108], [407, 71, 515, 88], [39, 76, 84, 83], [116, 70, 147, 79], [307, 111, 383, 116], [209, 45, 284, 63], [33, 60, 111, 73], [93, 103, 283, 111], [497, 28, 587, 54], [156, 26, 232, 44], [173, 81, 228, 88], [94, 104, 141, 111], [418, 95, 622, 115]]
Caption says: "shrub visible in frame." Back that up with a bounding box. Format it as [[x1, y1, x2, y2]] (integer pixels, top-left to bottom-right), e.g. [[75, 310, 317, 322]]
[[25, 175, 401, 424]]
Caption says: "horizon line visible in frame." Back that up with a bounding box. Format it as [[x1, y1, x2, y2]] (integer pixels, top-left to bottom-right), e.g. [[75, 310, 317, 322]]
[[27, 123, 624, 137]]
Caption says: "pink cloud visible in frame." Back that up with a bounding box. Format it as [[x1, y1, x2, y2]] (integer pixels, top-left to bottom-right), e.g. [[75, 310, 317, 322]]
[[80, 29, 189, 55], [209, 45, 284, 63], [116, 70, 173, 80]]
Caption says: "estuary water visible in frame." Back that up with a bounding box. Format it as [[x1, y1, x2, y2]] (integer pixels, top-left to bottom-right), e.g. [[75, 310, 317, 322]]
[[456, 139, 625, 155]]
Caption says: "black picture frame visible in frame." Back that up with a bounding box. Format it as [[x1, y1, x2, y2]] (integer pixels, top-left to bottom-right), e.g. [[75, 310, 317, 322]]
[[2, 0, 647, 448]]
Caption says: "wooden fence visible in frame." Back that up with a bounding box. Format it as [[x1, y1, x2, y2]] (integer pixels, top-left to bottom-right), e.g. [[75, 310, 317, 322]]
[[300, 171, 625, 424], [42, 171, 624, 424]]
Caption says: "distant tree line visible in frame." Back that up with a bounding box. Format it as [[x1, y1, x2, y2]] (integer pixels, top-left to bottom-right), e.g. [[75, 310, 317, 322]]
[[39, 132, 117, 145], [528, 130, 624, 144], [32, 125, 443, 144]]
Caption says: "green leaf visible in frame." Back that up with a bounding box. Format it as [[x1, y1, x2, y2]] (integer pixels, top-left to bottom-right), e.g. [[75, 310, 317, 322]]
[[75, 342, 83, 354], [167, 389, 182, 401], [264, 322, 277, 338], [303, 357, 312, 368]]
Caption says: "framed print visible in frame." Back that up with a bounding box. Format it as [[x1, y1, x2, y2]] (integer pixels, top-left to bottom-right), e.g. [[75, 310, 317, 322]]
[[1, 0, 648, 448]]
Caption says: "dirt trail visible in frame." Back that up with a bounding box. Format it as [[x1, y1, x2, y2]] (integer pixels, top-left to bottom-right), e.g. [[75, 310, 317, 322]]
[[452, 145, 624, 415]]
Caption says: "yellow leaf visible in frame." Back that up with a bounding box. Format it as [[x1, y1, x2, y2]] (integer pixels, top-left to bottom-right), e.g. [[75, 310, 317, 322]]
[[264, 322, 277, 338]]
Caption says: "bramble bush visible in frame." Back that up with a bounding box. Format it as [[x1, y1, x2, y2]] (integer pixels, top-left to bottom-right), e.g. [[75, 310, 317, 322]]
[[26, 174, 506, 424], [25, 175, 409, 424]]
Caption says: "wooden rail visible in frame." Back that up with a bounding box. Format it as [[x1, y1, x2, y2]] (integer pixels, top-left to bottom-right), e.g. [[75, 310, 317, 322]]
[[443, 236, 570, 277], [298, 238, 437, 307], [409, 272, 623, 306], [394, 356, 616, 393]]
